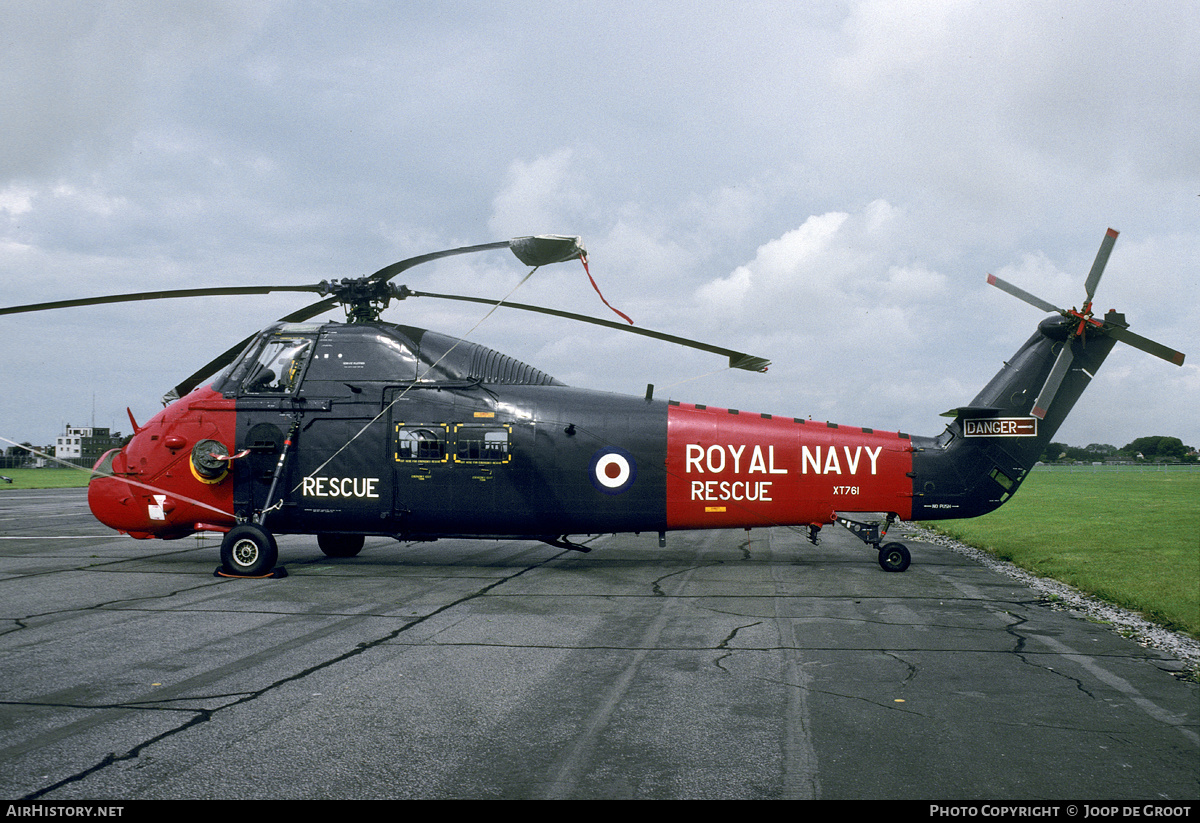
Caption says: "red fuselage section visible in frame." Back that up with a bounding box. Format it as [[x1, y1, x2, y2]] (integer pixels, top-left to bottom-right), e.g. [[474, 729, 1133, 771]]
[[88, 386, 236, 539], [665, 403, 914, 529]]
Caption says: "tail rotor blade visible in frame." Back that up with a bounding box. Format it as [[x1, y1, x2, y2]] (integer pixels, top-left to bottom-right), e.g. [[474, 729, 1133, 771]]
[[1031, 344, 1074, 420], [1108, 325, 1186, 366], [987, 229, 1185, 415], [1084, 228, 1118, 304], [986, 274, 1062, 314]]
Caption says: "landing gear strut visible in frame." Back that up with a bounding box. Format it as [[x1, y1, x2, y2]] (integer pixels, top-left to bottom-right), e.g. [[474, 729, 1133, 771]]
[[835, 512, 913, 572], [218, 418, 297, 578]]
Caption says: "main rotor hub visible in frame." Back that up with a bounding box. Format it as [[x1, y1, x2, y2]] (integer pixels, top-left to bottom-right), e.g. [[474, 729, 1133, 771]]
[[316, 277, 396, 322]]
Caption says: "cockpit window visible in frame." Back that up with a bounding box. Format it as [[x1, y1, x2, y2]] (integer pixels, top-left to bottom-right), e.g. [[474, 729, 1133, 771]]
[[241, 337, 313, 394]]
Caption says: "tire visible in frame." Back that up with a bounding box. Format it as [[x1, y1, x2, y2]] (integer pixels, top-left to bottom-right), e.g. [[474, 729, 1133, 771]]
[[878, 542, 911, 573], [317, 533, 364, 558], [221, 524, 278, 576]]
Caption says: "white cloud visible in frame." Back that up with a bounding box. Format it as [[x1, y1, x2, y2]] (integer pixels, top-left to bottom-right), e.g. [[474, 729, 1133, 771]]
[[488, 148, 590, 239], [0, 186, 35, 216], [696, 265, 754, 311]]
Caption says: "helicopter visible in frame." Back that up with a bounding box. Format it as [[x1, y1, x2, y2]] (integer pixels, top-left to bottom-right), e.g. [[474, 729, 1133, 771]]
[[0, 230, 1185, 577]]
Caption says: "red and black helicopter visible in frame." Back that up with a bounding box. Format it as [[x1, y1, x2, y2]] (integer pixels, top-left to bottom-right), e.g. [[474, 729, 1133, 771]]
[[1, 230, 1185, 577]]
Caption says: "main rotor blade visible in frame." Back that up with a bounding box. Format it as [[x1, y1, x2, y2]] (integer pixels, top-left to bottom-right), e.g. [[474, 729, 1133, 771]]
[[5, 236, 589, 399], [1108, 325, 1186, 366], [986, 274, 1062, 314], [171, 333, 260, 400], [277, 296, 340, 323], [1084, 228, 1118, 304], [367, 236, 584, 283], [0, 285, 322, 317], [367, 241, 512, 282], [1031, 344, 1074, 420], [404, 288, 770, 372], [4, 237, 586, 316]]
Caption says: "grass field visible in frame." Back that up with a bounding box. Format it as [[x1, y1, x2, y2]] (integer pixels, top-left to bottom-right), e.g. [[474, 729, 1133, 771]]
[[926, 467, 1200, 639], [0, 467, 93, 488]]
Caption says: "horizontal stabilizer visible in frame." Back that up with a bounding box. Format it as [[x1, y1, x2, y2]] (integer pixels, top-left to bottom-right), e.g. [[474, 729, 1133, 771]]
[[940, 405, 1003, 419]]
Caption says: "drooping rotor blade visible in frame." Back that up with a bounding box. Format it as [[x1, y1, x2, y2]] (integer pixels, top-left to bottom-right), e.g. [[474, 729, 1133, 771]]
[[1031, 344, 1074, 420], [1108, 325, 1186, 366], [5, 236, 592, 400], [0, 285, 322, 317], [367, 235, 585, 283], [171, 333, 260, 401], [985, 274, 1062, 314], [2, 237, 587, 317], [278, 296, 340, 323], [401, 287, 770, 372], [1084, 228, 1119, 304], [367, 241, 511, 282]]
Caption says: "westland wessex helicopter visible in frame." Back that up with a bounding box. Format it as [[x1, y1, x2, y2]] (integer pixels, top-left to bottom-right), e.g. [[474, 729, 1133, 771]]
[[1, 230, 1185, 577]]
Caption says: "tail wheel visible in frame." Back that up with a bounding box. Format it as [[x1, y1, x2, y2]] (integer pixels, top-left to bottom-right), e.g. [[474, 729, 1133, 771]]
[[878, 542, 911, 573], [221, 524, 278, 576], [317, 533, 364, 558]]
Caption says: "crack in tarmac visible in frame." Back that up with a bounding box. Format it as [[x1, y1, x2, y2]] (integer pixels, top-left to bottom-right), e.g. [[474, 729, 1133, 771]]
[[19, 550, 566, 800]]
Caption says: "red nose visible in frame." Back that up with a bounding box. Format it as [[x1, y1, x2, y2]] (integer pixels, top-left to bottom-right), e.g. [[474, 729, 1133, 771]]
[[87, 446, 234, 539], [87, 450, 154, 537]]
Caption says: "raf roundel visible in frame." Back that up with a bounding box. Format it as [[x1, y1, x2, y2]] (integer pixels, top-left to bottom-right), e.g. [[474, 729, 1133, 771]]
[[589, 448, 637, 494]]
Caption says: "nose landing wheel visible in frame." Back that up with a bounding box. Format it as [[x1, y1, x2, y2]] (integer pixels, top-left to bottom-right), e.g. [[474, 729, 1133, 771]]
[[218, 524, 284, 578]]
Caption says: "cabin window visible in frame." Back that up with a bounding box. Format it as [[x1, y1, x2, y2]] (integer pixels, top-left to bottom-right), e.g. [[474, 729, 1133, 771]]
[[392, 424, 512, 464], [394, 425, 449, 463], [454, 425, 512, 464]]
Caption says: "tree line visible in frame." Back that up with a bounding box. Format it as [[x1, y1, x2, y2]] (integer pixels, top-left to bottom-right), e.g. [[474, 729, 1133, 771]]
[[1041, 436, 1196, 463]]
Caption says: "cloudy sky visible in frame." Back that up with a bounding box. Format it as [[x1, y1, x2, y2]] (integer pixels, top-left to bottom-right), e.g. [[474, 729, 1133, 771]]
[[3, 0, 1197, 453]]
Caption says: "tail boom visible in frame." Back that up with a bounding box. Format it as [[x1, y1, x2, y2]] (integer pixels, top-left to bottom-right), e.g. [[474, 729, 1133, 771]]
[[910, 315, 1118, 520]]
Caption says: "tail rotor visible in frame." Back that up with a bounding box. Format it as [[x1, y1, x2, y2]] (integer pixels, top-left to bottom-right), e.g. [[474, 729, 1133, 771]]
[[986, 228, 1185, 420]]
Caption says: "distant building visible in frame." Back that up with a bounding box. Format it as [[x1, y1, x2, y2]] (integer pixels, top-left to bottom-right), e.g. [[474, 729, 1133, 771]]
[[54, 425, 123, 466]]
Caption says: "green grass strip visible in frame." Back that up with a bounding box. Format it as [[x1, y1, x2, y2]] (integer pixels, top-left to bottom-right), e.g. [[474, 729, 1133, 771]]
[[925, 468, 1200, 639], [0, 467, 93, 488]]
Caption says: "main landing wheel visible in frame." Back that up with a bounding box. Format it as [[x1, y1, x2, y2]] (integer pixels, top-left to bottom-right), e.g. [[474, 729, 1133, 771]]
[[317, 533, 364, 558], [878, 542, 911, 573], [221, 524, 279, 576]]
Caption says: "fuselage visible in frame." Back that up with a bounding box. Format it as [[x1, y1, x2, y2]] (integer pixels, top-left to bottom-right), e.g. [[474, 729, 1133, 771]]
[[88, 314, 1111, 543]]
